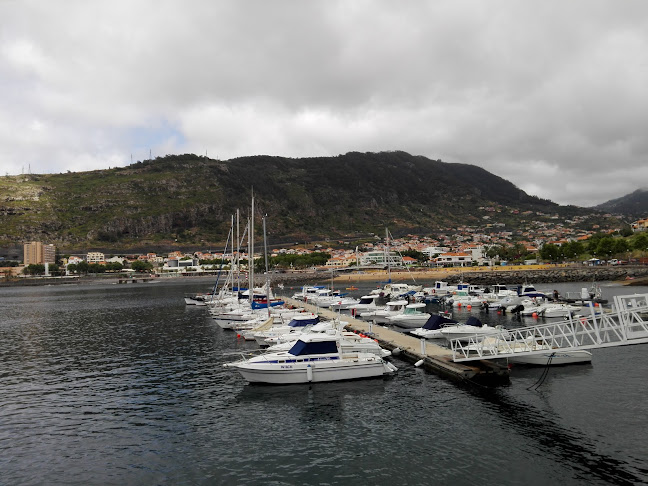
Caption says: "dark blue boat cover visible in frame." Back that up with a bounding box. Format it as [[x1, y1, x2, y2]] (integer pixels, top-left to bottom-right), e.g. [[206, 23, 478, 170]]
[[288, 316, 320, 327], [289, 339, 338, 355], [465, 316, 483, 327], [421, 314, 458, 330]]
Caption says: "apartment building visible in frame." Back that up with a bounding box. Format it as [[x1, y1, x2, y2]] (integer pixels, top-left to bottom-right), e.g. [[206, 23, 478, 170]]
[[23, 242, 56, 265]]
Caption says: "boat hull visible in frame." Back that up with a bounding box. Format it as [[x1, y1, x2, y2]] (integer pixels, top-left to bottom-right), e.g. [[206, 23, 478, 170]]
[[230, 358, 393, 384], [509, 350, 592, 366]]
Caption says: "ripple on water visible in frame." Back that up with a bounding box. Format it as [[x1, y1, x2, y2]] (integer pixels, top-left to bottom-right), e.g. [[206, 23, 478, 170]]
[[2, 280, 648, 485]]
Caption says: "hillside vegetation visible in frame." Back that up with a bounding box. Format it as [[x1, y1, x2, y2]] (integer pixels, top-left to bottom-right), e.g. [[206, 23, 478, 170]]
[[0, 151, 611, 251], [595, 189, 648, 218]]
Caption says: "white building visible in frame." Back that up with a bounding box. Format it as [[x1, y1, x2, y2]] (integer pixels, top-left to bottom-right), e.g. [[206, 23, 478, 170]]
[[86, 252, 105, 263], [106, 256, 127, 265], [359, 250, 403, 267], [433, 252, 473, 267], [422, 246, 449, 260]]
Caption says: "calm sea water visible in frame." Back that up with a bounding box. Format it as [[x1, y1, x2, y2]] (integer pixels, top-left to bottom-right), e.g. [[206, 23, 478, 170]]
[[1, 278, 648, 485]]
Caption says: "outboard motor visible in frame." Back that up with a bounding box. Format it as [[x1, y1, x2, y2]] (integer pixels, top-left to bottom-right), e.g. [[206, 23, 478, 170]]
[[511, 304, 525, 314]]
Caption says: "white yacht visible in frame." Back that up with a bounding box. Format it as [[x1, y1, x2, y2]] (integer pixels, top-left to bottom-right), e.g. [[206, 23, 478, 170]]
[[386, 303, 431, 328], [538, 302, 584, 318], [253, 314, 321, 346], [348, 295, 380, 315], [370, 283, 422, 299], [410, 314, 459, 339], [360, 300, 408, 323], [224, 333, 398, 384], [440, 317, 510, 342]]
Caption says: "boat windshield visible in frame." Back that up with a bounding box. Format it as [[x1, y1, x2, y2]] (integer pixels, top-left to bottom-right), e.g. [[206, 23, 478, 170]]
[[289, 339, 338, 356], [404, 306, 425, 315]]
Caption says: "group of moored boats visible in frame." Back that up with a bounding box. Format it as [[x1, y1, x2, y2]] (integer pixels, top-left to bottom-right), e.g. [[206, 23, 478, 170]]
[[191, 286, 398, 384], [189, 279, 602, 385], [293, 281, 598, 367]]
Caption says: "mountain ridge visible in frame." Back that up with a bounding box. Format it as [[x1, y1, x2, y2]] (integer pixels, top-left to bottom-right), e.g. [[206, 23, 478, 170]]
[[0, 151, 617, 251], [594, 188, 648, 218]]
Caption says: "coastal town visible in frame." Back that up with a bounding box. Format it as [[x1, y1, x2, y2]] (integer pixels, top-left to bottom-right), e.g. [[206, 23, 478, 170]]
[[4, 213, 648, 280]]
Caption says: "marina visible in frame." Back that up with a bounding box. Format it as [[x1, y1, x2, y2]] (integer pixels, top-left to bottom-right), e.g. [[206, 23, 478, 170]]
[[2, 278, 648, 484]]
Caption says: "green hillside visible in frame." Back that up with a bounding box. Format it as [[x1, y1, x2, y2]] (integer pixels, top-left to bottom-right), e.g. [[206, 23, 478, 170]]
[[595, 189, 648, 218], [0, 151, 611, 251]]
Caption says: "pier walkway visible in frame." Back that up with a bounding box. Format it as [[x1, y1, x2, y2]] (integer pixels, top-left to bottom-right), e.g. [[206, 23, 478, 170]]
[[450, 293, 648, 362], [283, 297, 509, 386]]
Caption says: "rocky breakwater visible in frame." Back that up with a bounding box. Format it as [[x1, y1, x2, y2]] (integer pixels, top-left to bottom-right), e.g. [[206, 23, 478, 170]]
[[441, 265, 648, 286]]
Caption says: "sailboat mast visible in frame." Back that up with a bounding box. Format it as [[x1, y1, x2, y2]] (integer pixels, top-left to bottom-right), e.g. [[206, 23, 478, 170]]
[[263, 215, 272, 317], [250, 194, 255, 296], [386, 227, 391, 282], [236, 209, 240, 293]]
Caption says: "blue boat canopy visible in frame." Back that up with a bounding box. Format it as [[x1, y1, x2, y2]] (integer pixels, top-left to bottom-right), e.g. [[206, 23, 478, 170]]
[[251, 300, 285, 310], [421, 314, 458, 330], [289, 339, 338, 355], [288, 316, 320, 327], [465, 316, 483, 328]]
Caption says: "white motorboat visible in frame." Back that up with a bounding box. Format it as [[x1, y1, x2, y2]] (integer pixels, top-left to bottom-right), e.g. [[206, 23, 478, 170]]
[[360, 300, 408, 323], [224, 333, 398, 384], [447, 291, 486, 309], [386, 303, 431, 328], [440, 317, 510, 342], [348, 295, 380, 315], [253, 314, 321, 346], [370, 283, 422, 299], [410, 314, 459, 339], [291, 285, 326, 301], [423, 280, 457, 297], [328, 297, 360, 311], [538, 303, 584, 319], [509, 349, 592, 365], [516, 283, 548, 299]]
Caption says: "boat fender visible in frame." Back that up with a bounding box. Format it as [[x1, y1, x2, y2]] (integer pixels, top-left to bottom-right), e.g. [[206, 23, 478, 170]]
[[415, 359, 424, 367], [306, 364, 313, 382], [391, 347, 401, 356]]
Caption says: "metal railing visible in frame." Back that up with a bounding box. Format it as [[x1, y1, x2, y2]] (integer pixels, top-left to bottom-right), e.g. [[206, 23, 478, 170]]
[[451, 293, 648, 362]]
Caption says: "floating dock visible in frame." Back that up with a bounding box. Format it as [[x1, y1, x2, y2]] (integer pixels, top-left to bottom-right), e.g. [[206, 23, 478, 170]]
[[283, 297, 510, 386]]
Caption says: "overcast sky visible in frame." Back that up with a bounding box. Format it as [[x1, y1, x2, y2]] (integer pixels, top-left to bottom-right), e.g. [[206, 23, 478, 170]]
[[1, 1, 647, 207]]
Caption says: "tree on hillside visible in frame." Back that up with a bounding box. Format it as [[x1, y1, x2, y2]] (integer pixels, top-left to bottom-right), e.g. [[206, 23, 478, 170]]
[[634, 233, 648, 252], [596, 237, 615, 260], [23, 264, 45, 275], [539, 243, 560, 262], [561, 240, 585, 260], [131, 260, 153, 272]]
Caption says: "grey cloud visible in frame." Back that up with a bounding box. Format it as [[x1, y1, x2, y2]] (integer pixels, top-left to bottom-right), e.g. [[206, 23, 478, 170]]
[[1, 0, 647, 207]]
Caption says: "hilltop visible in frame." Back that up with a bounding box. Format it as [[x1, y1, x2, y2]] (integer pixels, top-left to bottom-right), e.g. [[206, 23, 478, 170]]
[[0, 151, 617, 252], [594, 188, 648, 218]]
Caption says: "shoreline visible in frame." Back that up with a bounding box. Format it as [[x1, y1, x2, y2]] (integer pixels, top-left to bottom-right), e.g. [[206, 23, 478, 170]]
[[329, 264, 648, 286], [4, 264, 648, 288]]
